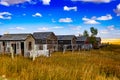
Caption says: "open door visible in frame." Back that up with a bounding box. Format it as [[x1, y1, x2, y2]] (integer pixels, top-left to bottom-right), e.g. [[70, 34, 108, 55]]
[[3, 41, 6, 53], [11, 44, 16, 54], [21, 42, 24, 56]]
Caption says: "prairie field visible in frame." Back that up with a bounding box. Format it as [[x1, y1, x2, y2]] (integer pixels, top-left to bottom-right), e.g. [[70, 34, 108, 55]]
[[102, 39, 120, 45], [0, 44, 120, 80]]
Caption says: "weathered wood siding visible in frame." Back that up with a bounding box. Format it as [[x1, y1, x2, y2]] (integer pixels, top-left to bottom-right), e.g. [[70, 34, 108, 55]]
[[58, 40, 71, 44], [0, 35, 35, 57], [72, 37, 76, 44], [24, 35, 35, 56]]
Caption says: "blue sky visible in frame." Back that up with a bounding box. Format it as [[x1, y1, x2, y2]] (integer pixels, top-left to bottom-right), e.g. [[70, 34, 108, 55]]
[[0, 0, 120, 39]]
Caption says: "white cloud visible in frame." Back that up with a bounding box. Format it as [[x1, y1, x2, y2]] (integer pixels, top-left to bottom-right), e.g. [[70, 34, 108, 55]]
[[107, 25, 115, 31], [38, 27, 50, 31], [37, 26, 64, 32], [42, 0, 51, 5], [82, 17, 90, 21], [99, 25, 120, 38], [100, 30, 109, 34], [82, 17, 100, 24], [71, 26, 81, 30], [84, 19, 100, 24], [82, 14, 113, 24], [32, 13, 42, 17], [97, 14, 112, 20], [9, 27, 25, 30], [117, 4, 120, 9], [0, 1, 9, 6], [0, 0, 31, 6], [64, 6, 77, 11], [0, 0, 51, 6], [59, 18, 73, 23], [52, 26, 64, 29], [0, 12, 12, 20], [100, 25, 115, 34], [114, 4, 120, 16], [71, 0, 112, 3]]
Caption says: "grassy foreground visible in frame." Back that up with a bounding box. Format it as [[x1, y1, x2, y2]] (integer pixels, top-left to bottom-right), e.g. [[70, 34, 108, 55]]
[[0, 45, 120, 80]]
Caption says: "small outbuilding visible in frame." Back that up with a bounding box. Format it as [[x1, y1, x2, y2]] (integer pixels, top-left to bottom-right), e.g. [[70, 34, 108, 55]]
[[95, 37, 101, 48], [0, 33, 35, 57], [33, 32, 58, 53], [76, 36, 92, 50], [57, 35, 77, 51], [76, 36, 89, 45]]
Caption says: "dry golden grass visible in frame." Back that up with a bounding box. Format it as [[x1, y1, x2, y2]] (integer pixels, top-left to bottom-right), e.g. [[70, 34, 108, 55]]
[[0, 44, 120, 80]]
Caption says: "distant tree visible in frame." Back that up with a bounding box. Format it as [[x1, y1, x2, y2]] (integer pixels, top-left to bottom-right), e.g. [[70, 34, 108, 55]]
[[82, 27, 98, 47], [83, 30, 89, 37], [89, 27, 98, 48], [90, 27, 98, 37]]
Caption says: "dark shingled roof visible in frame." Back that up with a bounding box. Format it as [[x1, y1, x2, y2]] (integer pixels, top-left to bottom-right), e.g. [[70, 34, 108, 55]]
[[0, 33, 32, 41], [76, 36, 88, 41], [33, 32, 54, 40], [96, 37, 101, 41], [57, 35, 76, 40]]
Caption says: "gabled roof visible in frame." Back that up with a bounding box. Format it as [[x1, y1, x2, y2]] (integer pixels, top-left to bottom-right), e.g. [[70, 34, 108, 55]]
[[0, 33, 32, 41], [33, 32, 54, 40], [76, 36, 88, 41], [96, 37, 101, 41], [57, 35, 76, 40]]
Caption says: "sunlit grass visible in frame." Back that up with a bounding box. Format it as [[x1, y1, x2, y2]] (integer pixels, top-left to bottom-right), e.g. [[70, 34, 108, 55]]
[[102, 38, 120, 45], [0, 44, 120, 80]]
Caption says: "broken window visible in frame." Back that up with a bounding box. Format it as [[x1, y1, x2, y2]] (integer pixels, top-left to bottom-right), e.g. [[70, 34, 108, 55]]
[[28, 42, 32, 50]]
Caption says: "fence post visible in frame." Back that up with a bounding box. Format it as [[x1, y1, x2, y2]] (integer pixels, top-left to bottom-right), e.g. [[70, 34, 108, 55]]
[[33, 45, 37, 61], [63, 45, 67, 54], [72, 44, 74, 53], [10, 46, 14, 59]]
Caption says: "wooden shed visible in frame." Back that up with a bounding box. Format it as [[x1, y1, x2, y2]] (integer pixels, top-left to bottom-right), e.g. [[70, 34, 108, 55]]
[[76, 36, 92, 50], [57, 35, 77, 51], [95, 37, 101, 48], [76, 36, 89, 45], [33, 32, 58, 52], [0, 33, 35, 57]]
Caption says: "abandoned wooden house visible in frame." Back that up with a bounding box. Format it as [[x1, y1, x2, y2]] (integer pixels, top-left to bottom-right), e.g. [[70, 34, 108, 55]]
[[76, 36, 89, 45], [0, 33, 35, 57], [33, 32, 58, 53], [76, 36, 92, 50], [57, 35, 77, 51], [95, 37, 101, 48]]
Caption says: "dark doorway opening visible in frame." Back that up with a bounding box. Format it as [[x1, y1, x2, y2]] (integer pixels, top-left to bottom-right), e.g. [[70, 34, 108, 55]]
[[28, 42, 32, 50], [3, 41, 6, 53], [11, 44, 16, 54], [21, 42, 24, 56]]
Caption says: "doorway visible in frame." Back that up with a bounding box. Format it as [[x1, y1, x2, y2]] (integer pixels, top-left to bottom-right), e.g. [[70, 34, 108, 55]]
[[21, 42, 24, 56], [11, 44, 16, 54]]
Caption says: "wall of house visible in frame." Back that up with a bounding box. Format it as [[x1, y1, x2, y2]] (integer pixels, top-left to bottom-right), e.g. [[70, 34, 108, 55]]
[[16, 42, 21, 54], [24, 35, 35, 57], [72, 38, 76, 44], [58, 40, 71, 44], [0, 42, 3, 53], [47, 33, 58, 44], [0, 41, 22, 55], [46, 34, 58, 52]]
